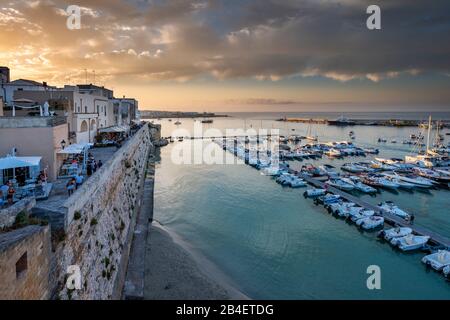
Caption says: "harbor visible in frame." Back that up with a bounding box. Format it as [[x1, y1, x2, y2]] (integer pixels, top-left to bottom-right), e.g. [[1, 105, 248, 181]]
[[150, 114, 450, 298]]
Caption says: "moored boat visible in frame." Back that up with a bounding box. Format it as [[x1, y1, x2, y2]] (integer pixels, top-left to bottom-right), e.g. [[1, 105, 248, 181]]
[[391, 235, 430, 251], [356, 216, 384, 230], [381, 227, 413, 241], [421, 250, 450, 271], [378, 201, 411, 219]]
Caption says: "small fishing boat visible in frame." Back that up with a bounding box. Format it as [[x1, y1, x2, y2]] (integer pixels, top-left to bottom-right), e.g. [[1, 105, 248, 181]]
[[391, 235, 430, 251], [304, 188, 327, 198], [174, 120, 182, 125], [381, 227, 413, 241], [177, 136, 184, 142], [169, 137, 174, 143], [421, 250, 450, 271], [201, 119, 213, 124], [377, 138, 387, 143], [326, 179, 355, 191], [356, 216, 384, 230], [378, 201, 410, 219]]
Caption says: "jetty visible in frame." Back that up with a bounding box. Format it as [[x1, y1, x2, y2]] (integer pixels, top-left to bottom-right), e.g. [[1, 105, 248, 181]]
[[296, 172, 450, 249]]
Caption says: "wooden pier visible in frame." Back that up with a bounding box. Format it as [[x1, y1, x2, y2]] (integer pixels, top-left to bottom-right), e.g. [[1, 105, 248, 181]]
[[296, 173, 450, 249]]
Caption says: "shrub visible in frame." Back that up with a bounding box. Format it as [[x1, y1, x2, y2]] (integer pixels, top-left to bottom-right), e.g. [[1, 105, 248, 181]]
[[90, 218, 98, 226]]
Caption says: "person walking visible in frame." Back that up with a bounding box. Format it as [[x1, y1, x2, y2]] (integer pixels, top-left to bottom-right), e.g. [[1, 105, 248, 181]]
[[67, 178, 76, 196]]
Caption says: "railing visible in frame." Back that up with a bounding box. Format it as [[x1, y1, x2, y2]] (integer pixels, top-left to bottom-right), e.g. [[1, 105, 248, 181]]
[[0, 116, 67, 128]]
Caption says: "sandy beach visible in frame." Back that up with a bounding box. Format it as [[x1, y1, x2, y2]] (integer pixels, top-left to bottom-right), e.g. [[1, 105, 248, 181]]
[[144, 222, 249, 300]]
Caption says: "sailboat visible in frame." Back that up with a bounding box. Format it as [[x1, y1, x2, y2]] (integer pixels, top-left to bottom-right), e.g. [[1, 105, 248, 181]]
[[305, 119, 318, 142], [404, 116, 444, 168]]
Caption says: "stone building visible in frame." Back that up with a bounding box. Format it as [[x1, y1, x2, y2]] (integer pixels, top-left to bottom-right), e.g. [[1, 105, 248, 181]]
[[0, 225, 52, 300]]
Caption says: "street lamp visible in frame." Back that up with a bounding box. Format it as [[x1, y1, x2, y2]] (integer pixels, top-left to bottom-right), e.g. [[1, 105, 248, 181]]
[[61, 139, 66, 150]]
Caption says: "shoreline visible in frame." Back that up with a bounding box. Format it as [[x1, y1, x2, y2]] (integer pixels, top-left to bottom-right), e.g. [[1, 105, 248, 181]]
[[144, 221, 250, 300]]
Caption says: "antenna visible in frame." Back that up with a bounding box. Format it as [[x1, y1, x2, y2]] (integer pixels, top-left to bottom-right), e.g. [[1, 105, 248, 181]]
[[93, 70, 96, 84], [84, 69, 88, 84]]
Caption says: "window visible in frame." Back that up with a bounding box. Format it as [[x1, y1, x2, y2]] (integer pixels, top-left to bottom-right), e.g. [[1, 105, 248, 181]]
[[16, 252, 27, 279], [85, 106, 87, 113], [80, 120, 88, 132], [97, 105, 99, 114]]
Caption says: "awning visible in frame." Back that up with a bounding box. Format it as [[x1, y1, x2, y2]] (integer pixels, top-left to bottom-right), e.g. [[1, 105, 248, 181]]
[[57, 143, 93, 154], [0, 156, 42, 170], [99, 125, 128, 133]]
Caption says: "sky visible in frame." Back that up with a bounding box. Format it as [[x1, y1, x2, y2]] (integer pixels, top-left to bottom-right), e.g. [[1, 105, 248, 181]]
[[0, 0, 449, 112]]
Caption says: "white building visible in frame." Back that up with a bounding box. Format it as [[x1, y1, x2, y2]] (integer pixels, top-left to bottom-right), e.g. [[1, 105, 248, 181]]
[[0, 79, 58, 106]]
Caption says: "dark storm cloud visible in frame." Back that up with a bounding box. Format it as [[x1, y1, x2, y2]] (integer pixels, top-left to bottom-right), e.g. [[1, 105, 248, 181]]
[[1, 0, 449, 83]]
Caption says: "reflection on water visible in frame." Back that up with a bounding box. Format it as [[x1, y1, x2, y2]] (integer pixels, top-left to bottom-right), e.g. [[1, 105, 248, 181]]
[[152, 116, 450, 299]]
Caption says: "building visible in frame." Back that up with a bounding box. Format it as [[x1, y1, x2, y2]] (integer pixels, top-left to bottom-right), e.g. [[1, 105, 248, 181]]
[[113, 97, 138, 126], [0, 116, 69, 181], [13, 85, 115, 144], [0, 79, 58, 106], [0, 66, 10, 84]]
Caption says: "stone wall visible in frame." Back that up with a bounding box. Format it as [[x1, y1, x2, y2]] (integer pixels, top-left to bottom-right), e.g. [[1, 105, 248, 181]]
[[0, 197, 36, 229], [0, 225, 52, 300], [52, 123, 154, 299]]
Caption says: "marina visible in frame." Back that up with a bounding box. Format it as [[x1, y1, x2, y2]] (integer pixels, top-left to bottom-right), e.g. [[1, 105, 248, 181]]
[[151, 114, 450, 297]]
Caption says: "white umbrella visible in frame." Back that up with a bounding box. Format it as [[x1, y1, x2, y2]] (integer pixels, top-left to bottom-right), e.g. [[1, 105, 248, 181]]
[[0, 156, 41, 170]]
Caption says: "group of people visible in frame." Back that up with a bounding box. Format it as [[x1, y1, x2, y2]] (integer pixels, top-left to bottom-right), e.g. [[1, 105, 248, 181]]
[[66, 155, 103, 196], [0, 181, 16, 207]]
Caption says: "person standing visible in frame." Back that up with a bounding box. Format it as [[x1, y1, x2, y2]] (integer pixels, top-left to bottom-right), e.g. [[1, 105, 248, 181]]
[[7, 183, 15, 205]]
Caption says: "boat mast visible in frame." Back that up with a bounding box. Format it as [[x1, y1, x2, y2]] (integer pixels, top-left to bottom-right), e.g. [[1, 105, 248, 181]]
[[426, 115, 432, 154]]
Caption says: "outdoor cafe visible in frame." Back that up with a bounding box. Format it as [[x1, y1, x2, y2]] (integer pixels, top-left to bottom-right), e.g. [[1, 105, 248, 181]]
[[0, 155, 52, 203], [57, 142, 93, 178]]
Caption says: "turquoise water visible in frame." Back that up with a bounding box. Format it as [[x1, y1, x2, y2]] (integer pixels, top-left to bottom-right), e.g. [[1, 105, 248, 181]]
[[152, 116, 450, 299]]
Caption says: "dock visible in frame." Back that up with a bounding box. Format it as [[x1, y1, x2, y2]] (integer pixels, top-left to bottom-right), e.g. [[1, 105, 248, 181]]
[[296, 172, 450, 249]]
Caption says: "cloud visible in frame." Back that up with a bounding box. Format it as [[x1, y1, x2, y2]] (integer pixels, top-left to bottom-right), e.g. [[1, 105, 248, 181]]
[[0, 0, 449, 87]]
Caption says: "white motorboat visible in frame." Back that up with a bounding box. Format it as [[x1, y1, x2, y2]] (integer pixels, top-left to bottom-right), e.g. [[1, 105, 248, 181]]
[[378, 201, 410, 219], [335, 202, 356, 218], [444, 265, 450, 278], [391, 235, 430, 251], [414, 167, 450, 184], [342, 163, 366, 173], [382, 227, 413, 241], [349, 207, 375, 222], [422, 250, 450, 271], [382, 174, 415, 190], [304, 188, 326, 198], [319, 165, 339, 178], [343, 177, 377, 194], [369, 176, 400, 189], [393, 172, 435, 188], [289, 178, 307, 188], [261, 166, 283, 176], [326, 179, 355, 192], [356, 216, 384, 230]]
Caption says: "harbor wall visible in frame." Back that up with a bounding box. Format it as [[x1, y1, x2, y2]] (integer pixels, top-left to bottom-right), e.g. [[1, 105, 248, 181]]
[[52, 123, 155, 299]]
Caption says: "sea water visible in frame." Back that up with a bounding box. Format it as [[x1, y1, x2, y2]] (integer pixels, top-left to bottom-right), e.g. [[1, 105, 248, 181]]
[[152, 114, 450, 299]]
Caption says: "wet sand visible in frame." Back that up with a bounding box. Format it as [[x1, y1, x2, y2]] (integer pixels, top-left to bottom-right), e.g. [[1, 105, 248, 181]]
[[144, 222, 249, 300]]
